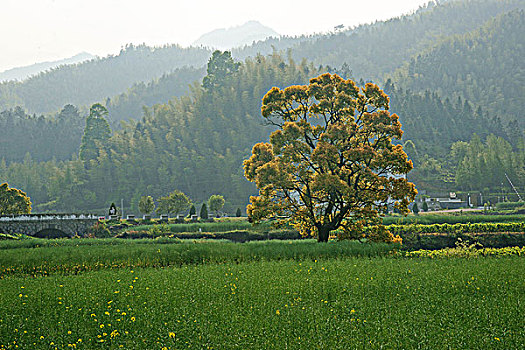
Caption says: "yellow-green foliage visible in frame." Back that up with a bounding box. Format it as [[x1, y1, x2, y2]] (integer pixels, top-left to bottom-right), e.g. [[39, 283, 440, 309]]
[[387, 222, 525, 235], [406, 246, 525, 258], [0, 182, 31, 215], [244, 73, 416, 242]]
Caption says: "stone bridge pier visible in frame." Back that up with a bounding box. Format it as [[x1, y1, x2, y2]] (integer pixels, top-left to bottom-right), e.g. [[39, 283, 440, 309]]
[[0, 214, 100, 237]]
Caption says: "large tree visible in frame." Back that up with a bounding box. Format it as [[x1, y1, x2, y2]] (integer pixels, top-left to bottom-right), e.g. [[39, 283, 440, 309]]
[[0, 183, 32, 215], [244, 73, 417, 242]]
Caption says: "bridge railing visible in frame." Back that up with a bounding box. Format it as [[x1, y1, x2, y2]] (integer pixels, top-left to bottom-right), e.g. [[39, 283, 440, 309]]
[[0, 214, 100, 222]]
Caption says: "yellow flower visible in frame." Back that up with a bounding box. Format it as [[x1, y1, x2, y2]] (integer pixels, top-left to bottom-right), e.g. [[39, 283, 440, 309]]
[[276, 310, 280, 315], [100, 324, 104, 328], [131, 317, 136, 322], [169, 332, 176, 338]]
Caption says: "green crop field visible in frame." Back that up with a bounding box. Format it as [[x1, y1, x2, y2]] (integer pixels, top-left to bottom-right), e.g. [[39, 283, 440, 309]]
[[0, 240, 524, 349]]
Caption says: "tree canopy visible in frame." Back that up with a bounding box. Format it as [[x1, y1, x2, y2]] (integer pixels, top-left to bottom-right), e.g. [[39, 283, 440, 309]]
[[202, 51, 240, 90], [79, 104, 112, 163], [208, 194, 225, 217], [244, 73, 417, 242], [0, 182, 32, 215], [156, 190, 191, 216], [138, 195, 155, 215]]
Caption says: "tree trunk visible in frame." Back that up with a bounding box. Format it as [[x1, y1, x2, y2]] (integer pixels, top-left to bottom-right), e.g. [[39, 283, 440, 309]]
[[317, 226, 330, 243]]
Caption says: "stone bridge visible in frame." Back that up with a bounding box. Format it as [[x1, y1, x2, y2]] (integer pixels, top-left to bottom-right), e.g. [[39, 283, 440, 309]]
[[0, 214, 100, 237]]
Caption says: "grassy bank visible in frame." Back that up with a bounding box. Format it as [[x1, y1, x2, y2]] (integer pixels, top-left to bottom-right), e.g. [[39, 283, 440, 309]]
[[0, 239, 397, 278]]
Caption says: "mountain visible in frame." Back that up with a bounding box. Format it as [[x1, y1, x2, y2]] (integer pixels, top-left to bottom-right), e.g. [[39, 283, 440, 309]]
[[0, 44, 211, 114], [234, 0, 524, 81], [1, 0, 521, 116], [193, 21, 279, 49], [391, 9, 525, 126], [0, 52, 95, 82]]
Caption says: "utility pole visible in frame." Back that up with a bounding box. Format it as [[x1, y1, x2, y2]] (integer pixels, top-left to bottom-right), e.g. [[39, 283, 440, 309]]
[[121, 198, 124, 219], [505, 173, 523, 201]]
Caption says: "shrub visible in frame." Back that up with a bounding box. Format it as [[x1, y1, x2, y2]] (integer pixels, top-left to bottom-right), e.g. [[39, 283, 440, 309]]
[[0, 233, 19, 240], [200, 203, 208, 219], [400, 232, 525, 251], [236, 208, 242, 217], [87, 221, 111, 238]]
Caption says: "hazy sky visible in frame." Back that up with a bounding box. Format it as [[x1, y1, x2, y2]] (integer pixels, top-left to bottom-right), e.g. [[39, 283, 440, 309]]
[[0, 0, 431, 72]]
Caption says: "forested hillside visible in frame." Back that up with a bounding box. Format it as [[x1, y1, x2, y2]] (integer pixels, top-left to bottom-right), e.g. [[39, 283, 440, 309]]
[[0, 66, 206, 165], [234, 0, 524, 80], [0, 54, 319, 212], [391, 9, 525, 126], [106, 66, 206, 126], [2, 52, 521, 213], [1, 0, 521, 117], [0, 105, 84, 164], [0, 44, 210, 114]]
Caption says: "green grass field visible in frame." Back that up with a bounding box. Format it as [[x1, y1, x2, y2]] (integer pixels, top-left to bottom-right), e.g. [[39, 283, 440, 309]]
[[1, 256, 523, 349], [0, 239, 524, 349]]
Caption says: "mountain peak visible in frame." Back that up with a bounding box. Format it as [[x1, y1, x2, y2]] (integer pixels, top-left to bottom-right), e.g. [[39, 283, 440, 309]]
[[192, 21, 279, 50]]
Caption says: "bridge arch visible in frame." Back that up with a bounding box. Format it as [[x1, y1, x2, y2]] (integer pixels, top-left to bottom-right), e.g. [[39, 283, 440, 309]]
[[33, 228, 70, 239]]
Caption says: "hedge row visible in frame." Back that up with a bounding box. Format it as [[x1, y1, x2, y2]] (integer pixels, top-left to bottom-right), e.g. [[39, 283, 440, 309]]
[[386, 222, 525, 235], [400, 232, 525, 251], [495, 201, 525, 210], [116, 229, 302, 242]]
